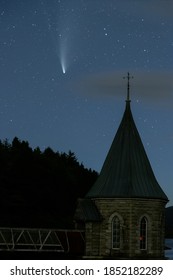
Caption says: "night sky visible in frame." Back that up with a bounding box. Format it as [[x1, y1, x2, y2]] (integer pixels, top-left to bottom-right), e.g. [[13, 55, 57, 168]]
[[0, 0, 173, 206]]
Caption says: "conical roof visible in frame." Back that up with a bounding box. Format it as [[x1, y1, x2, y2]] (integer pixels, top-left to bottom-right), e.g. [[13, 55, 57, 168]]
[[86, 101, 168, 201]]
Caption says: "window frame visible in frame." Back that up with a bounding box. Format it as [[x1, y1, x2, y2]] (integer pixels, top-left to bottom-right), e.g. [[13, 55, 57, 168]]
[[139, 216, 147, 250], [112, 215, 121, 249]]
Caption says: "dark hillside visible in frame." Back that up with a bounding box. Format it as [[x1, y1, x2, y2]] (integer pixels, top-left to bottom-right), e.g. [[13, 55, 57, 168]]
[[0, 137, 98, 229], [165, 206, 173, 238]]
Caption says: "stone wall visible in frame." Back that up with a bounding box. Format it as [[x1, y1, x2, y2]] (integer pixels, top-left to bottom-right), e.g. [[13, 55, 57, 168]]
[[85, 198, 167, 259]]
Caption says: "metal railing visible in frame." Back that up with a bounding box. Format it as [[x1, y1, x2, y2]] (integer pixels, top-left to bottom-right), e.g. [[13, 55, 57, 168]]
[[0, 228, 84, 252]]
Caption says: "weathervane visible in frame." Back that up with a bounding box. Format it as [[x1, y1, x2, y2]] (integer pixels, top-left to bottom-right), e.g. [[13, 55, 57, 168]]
[[123, 72, 133, 101]]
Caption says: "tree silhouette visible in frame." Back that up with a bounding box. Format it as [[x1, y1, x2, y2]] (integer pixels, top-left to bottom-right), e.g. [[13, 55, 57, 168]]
[[0, 137, 98, 228]]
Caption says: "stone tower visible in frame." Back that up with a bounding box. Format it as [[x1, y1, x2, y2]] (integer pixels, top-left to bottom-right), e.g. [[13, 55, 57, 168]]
[[75, 74, 168, 259]]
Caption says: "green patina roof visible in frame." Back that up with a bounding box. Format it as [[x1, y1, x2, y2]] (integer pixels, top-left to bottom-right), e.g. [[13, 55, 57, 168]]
[[86, 101, 168, 201]]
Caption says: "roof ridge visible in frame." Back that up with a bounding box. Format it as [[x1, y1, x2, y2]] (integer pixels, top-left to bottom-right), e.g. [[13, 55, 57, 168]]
[[86, 101, 168, 201]]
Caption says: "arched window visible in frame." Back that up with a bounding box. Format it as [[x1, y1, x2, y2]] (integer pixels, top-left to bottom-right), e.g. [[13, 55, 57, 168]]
[[140, 217, 147, 250], [112, 216, 121, 249]]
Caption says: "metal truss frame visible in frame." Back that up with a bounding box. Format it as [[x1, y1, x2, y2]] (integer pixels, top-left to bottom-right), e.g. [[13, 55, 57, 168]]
[[0, 228, 84, 252]]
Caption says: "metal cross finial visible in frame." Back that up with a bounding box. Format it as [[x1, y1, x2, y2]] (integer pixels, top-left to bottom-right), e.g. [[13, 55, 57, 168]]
[[123, 72, 133, 101]]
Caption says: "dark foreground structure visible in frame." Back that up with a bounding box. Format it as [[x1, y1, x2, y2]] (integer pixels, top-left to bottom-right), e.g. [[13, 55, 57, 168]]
[[75, 74, 168, 259], [0, 228, 85, 259]]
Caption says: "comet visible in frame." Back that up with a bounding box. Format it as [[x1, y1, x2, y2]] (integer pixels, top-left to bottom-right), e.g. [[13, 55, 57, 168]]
[[62, 65, 66, 74], [60, 57, 66, 74], [59, 33, 68, 75], [59, 44, 68, 74]]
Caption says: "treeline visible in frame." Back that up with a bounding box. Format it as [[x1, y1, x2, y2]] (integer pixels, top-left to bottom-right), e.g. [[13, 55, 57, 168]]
[[165, 206, 173, 238], [0, 137, 98, 228]]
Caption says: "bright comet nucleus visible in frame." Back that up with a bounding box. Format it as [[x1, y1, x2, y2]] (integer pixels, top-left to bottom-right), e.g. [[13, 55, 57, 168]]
[[59, 53, 67, 74], [62, 62, 66, 74], [59, 47, 67, 74]]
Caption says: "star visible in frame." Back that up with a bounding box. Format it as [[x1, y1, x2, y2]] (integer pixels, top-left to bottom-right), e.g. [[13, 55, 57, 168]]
[[0, 0, 172, 206]]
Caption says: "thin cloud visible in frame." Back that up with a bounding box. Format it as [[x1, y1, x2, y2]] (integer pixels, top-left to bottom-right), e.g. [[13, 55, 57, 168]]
[[73, 70, 173, 105], [135, 0, 173, 19]]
